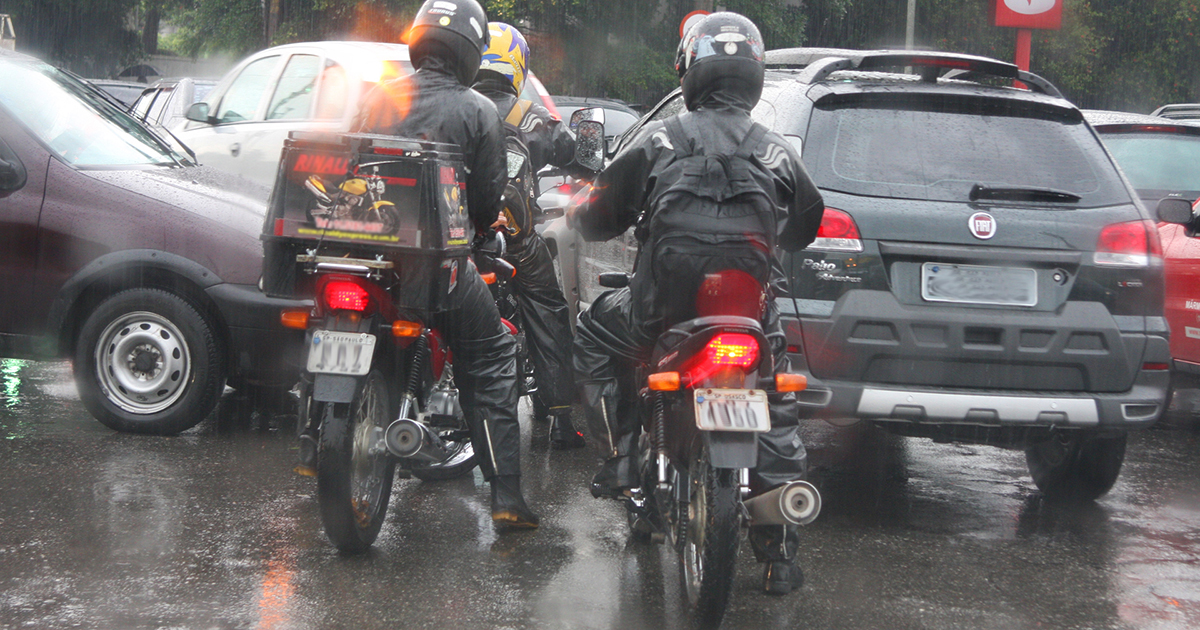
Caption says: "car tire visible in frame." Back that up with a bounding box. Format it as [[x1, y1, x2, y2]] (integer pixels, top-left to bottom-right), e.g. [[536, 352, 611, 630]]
[[74, 288, 226, 435], [1025, 431, 1127, 501]]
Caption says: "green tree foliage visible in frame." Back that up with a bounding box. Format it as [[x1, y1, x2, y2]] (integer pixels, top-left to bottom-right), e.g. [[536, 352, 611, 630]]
[[0, 0, 143, 77]]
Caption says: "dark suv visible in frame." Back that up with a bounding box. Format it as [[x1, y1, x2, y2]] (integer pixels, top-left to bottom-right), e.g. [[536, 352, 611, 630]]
[[554, 49, 1172, 500]]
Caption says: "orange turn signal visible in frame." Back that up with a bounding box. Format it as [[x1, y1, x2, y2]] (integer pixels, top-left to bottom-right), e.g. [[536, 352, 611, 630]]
[[392, 320, 422, 338], [648, 372, 681, 391], [481, 272, 497, 285], [280, 309, 309, 330], [775, 373, 807, 392]]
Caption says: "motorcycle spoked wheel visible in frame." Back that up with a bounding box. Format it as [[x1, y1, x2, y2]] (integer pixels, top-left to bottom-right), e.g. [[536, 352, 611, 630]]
[[316, 370, 395, 554], [679, 442, 740, 629]]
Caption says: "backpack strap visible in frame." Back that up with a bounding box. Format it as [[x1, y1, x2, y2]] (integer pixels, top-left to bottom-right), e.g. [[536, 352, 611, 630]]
[[663, 115, 693, 158], [734, 123, 769, 162]]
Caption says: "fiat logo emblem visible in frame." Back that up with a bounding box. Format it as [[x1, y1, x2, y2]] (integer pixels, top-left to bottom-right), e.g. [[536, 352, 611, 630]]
[[969, 212, 996, 239]]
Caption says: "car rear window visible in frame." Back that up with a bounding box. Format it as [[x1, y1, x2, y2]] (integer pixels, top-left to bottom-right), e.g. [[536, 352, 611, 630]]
[[1099, 131, 1200, 193], [802, 95, 1130, 206]]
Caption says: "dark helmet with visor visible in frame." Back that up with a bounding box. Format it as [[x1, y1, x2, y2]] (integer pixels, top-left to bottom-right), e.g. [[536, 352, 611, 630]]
[[408, 0, 490, 86], [674, 12, 765, 111]]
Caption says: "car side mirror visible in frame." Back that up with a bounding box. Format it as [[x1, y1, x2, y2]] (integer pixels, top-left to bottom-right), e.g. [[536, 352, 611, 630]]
[[0, 156, 26, 193], [575, 120, 606, 174], [185, 102, 212, 124], [1156, 197, 1194, 225]]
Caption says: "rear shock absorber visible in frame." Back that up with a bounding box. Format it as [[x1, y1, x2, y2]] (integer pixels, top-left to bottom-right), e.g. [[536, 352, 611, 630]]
[[653, 391, 668, 489], [397, 332, 429, 421]]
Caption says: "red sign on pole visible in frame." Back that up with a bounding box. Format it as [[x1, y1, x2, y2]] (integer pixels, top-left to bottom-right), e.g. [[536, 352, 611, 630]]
[[992, 0, 1063, 30]]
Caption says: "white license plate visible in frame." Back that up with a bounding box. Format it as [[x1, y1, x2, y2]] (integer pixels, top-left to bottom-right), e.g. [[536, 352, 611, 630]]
[[921, 263, 1037, 307], [694, 389, 771, 432], [307, 331, 377, 376]]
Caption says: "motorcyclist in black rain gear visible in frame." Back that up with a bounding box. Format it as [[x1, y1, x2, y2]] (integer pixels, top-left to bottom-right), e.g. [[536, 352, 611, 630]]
[[356, 0, 538, 529], [472, 21, 585, 450], [568, 12, 825, 593]]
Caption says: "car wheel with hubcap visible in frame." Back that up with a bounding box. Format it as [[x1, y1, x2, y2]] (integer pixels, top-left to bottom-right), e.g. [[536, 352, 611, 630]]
[[1025, 431, 1127, 501], [74, 288, 225, 435]]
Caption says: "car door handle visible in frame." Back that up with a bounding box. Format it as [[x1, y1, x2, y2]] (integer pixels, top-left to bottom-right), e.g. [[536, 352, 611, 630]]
[[229, 142, 240, 157]]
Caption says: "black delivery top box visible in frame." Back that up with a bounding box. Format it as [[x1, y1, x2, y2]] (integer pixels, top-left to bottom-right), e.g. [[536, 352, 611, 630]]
[[264, 131, 472, 255]]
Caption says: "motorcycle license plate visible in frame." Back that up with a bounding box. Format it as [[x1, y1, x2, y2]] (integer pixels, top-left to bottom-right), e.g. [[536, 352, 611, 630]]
[[306, 331, 376, 376], [693, 389, 771, 432]]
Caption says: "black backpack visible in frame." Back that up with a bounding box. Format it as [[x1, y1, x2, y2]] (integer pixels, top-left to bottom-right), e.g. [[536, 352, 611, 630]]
[[498, 106, 539, 244], [639, 116, 778, 320]]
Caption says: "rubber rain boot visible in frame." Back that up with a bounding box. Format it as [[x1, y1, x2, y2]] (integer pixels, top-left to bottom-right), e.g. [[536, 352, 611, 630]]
[[491, 474, 540, 530], [549, 407, 586, 450], [750, 524, 804, 595]]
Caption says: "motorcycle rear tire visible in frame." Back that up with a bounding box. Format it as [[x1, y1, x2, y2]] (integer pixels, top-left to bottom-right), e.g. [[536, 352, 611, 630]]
[[680, 443, 740, 630], [316, 371, 395, 553]]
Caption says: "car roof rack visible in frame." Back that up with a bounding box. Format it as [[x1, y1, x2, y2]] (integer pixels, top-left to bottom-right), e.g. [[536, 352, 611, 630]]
[[789, 50, 1063, 98]]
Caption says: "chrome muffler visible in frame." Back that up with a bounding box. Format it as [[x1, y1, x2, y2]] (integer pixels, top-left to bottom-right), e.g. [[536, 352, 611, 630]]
[[743, 480, 822, 526], [384, 418, 453, 463]]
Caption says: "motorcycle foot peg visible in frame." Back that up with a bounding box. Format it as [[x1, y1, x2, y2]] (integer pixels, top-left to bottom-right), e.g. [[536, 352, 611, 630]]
[[743, 480, 822, 526]]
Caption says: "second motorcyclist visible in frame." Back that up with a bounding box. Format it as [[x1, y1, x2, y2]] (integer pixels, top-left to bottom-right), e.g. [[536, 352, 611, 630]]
[[472, 22, 586, 449], [568, 12, 825, 593], [355, 0, 538, 529]]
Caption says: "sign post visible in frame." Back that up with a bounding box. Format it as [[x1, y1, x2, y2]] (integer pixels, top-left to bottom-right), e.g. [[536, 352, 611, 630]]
[[991, 0, 1063, 75]]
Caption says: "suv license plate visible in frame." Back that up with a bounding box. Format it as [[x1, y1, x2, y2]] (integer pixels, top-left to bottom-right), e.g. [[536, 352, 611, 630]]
[[307, 331, 376, 376], [694, 389, 771, 432], [921, 263, 1037, 307]]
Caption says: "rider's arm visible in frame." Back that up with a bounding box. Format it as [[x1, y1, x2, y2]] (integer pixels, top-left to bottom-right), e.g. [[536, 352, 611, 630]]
[[467, 95, 510, 235], [526, 102, 576, 172], [775, 142, 825, 253], [572, 123, 664, 242]]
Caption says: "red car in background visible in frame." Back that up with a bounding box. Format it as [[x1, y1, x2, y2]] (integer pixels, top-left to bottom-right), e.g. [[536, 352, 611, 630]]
[[1086, 110, 1200, 381]]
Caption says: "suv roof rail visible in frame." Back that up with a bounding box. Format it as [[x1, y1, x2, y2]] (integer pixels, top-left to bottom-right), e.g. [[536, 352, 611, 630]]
[[792, 49, 1063, 98]]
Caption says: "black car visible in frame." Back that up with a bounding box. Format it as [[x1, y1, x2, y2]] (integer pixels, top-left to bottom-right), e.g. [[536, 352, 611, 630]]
[[555, 49, 1173, 501]]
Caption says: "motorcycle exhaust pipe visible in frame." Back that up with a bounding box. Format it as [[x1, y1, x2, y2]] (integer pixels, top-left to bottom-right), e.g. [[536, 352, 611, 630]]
[[384, 418, 453, 463], [743, 480, 822, 526]]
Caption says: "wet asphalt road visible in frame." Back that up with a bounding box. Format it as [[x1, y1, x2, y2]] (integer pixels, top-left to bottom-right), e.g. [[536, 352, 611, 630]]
[[0, 359, 1198, 630]]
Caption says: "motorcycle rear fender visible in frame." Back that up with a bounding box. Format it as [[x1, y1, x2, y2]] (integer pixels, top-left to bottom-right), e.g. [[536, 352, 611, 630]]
[[703, 431, 758, 469], [313, 374, 358, 403]]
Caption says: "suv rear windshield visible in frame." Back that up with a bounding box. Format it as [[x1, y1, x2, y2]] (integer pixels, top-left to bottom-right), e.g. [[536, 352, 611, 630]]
[[802, 95, 1130, 206]]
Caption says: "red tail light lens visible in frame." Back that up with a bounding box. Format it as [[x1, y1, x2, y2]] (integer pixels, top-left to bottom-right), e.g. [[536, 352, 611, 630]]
[[1095, 220, 1161, 267], [701, 333, 760, 369], [811, 208, 863, 252], [323, 281, 370, 312]]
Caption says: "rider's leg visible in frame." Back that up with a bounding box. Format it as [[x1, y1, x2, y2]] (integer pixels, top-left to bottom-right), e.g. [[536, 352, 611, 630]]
[[505, 234, 584, 448], [439, 266, 538, 529], [573, 288, 643, 497], [749, 298, 808, 593]]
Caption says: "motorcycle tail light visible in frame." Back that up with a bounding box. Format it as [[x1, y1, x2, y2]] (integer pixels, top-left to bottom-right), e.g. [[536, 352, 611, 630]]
[[1095, 220, 1161, 268], [685, 333, 760, 386], [323, 281, 370, 312], [810, 207, 863, 252]]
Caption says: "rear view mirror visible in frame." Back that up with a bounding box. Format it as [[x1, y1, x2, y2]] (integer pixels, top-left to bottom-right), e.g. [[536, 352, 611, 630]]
[[575, 120, 606, 173], [184, 102, 211, 123], [570, 106, 605, 131], [1156, 197, 1194, 225], [0, 138, 26, 193]]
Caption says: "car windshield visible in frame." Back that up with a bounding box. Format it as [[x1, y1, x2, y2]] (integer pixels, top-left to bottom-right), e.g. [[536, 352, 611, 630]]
[[1099, 131, 1200, 194], [802, 95, 1130, 207], [0, 59, 182, 167]]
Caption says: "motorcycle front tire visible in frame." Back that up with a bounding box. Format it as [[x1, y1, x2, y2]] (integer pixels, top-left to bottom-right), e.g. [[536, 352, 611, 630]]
[[316, 371, 395, 553]]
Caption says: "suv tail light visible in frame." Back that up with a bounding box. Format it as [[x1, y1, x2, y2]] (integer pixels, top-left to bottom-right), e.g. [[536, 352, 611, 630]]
[[323, 280, 371, 312], [1094, 220, 1162, 268], [810, 208, 863, 252]]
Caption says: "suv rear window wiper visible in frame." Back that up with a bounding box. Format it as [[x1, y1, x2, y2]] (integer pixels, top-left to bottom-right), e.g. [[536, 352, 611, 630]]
[[970, 184, 1082, 203]]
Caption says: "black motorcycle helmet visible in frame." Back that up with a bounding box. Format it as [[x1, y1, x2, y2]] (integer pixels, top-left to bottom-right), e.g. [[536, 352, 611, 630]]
[[674, 12, 765, 111], [408, 0, 490, 86]]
